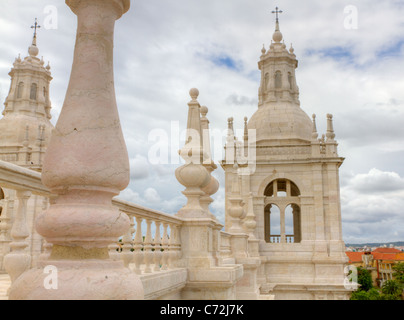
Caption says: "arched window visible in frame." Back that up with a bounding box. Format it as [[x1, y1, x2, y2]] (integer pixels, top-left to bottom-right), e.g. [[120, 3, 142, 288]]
[[0, 187, 4, 216], [264, 73, 270, 90], [265, 204, 281, 243], [285, 204, 301, 243], [275, 71, 282, 89], [17, 82, 24, 99], [30, 83, 37, 100], [288, 72, 293, 90], [264, 179, 302, 244]]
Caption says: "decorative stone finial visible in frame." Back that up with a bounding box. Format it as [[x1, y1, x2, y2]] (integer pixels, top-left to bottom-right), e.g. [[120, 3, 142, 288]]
[[271, 6, 283, 43], [261, 44, 266, 55], [290, 43, 295, 54], [243, 192, 257, 239], [312, 114, 318, 140], [228, 163, 245, 233], [200, 105, 208, 117], [28, 18, 40, 57], [189, 88, 199, 101], [243, 117, 249, 141], [326, 113, 335, 140], [176, 89, 210, 218]]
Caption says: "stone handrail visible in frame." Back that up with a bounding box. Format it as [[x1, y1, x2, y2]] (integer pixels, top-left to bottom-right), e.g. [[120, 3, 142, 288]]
[[0, 160, 49, 196], [111, 199, 183, 275]]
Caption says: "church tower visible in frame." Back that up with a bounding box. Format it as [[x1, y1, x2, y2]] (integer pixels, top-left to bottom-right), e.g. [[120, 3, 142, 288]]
[[0, 19, 54, 172], [222, 8, 351, 300], [0, 20, 54, 272]]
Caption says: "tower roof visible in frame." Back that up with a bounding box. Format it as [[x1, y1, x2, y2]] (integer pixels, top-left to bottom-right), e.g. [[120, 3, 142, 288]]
[[247, 8, 313, 144]]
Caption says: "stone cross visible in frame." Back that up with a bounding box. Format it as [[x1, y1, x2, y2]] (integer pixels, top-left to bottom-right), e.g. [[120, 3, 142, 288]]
[[31, 18, 40, 38], [272, 7, 283, 22]]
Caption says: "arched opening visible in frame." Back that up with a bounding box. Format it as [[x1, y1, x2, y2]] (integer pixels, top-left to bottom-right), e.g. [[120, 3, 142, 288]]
[[288, 72, 293, 90], [17, 82, 24, 99], [275, 71, 282, 89], [285, 204, 301, 243], [264, 179, 300, 197], [263, 179, 302, 244], [264, 73, 269, 90], [264, 204, 281, 243], [0, 187, 4, 216], [30, 83, 37, 100]]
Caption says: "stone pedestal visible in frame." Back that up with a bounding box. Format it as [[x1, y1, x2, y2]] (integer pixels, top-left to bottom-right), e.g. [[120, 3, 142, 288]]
[[8, 0, 143, 300]]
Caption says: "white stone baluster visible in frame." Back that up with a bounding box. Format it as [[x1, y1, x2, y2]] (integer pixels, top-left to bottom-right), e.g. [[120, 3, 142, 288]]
[[0, 193, 12, 242], [4, 190, 32, 284], [153, 221, 162, 272], [108, 241, 121, 262], [161, 223, 169, 270], [168, 223, 178, 269], [144, 219, 153, 273], [121, 219, 134, 268], [133, 217, 144, 275]]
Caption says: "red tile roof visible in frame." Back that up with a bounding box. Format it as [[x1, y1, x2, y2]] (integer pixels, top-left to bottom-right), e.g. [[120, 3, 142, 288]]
[[346, 252, 364, 263], [373, 247, 402, 254], [345, 251, 404, 263]]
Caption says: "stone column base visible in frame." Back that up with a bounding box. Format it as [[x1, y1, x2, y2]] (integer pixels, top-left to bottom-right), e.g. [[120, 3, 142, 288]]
[[8, 259, 144, 300]]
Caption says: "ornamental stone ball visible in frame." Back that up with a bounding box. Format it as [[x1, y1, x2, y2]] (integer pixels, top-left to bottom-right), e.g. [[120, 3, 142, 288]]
[[190, 88, 199, 100]]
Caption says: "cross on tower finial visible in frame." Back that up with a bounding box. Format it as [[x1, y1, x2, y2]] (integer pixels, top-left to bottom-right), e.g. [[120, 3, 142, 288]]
[[272, 6, 283, 23], [31, 18, 41, 38]]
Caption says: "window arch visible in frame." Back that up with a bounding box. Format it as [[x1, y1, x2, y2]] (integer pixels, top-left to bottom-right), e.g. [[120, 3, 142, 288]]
[[264, 73, 270, 90], [17, 82, 24, 99], [264, 179, 300, 197], [0, 187, 4, 216], [275, 71, 282, 89], [263, 179, 302, 244], [265, 204, 280, 243], [285, 204, 301, 243], [30, 83, 37, 100], [288, 72, 293, 90]]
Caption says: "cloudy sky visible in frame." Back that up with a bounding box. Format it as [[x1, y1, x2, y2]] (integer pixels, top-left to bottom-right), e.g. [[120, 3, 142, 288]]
[[1, 0, 403, 244]]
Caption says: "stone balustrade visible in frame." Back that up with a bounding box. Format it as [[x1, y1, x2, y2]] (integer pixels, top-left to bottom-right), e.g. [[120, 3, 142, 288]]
[[0, 160, 189, 299], [0, 159, 266, 300], [111, 199, 183, 274]]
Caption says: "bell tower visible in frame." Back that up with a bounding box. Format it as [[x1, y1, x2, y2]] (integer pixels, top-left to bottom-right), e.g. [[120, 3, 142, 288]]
[[0, 19, 54, 171], [258, 7, 300, 106], [222, 8, 351, 300]]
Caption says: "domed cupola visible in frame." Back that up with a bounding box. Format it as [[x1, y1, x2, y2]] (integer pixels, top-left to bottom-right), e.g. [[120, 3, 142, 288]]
[[247, 8, 313, 144]]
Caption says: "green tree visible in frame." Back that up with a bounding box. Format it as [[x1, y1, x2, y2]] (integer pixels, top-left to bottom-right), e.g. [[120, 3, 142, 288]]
[[367, 288, 381, 300], [350, 290, 369, 300], [381, 280, 403, 299], [393, 262, 404, 284], [357, 267, 373, 292]]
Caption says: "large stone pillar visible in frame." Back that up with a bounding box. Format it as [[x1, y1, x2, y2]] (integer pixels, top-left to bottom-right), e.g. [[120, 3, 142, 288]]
[[8, 0, 144, 300]]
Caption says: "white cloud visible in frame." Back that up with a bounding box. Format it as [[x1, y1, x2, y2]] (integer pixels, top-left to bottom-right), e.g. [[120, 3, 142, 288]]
[[341, 168, 404, 243], [144, 187, 161, 203], [129, 155, 150, 180]]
